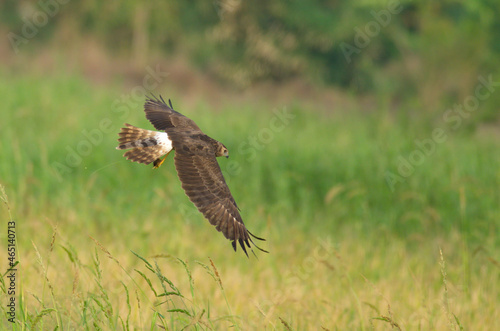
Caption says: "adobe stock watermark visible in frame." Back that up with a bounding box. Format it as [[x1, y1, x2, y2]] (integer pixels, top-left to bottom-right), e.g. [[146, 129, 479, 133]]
[[51, 65, 169, 180], [222, 105, 296, 180], [340, 0, 403, 63], [7, 0, 71, 54], [179, 105, 296, 221], [385, 74, 500, 191]]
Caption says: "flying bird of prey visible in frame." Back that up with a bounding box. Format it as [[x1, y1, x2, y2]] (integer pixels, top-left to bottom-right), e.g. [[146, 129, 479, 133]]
[[116, 95, 267, 256]]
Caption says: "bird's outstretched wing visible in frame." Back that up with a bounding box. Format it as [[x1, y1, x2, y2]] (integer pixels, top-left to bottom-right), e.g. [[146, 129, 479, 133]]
[[173, 147, 267, 256], [144, 95, 202, 132]]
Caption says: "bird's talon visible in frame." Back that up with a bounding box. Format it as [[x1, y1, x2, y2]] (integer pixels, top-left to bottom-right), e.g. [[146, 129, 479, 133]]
[[153, 152, 170, 169]]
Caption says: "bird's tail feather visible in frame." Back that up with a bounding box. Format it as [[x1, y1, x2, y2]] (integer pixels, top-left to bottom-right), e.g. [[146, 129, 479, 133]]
[[116, 123, 164, 164], [116, 124, 158, 149]]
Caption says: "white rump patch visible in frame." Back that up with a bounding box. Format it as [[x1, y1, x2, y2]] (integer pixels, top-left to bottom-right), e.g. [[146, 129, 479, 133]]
[[155, 132, 173, 155]]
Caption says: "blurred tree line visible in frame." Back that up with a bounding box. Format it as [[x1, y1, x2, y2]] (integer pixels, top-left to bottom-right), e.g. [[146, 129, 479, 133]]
[[2, 0, 500, 121]]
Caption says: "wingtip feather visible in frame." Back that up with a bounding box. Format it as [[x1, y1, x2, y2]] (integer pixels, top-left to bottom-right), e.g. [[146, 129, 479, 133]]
[[231, 231, 268, 257]]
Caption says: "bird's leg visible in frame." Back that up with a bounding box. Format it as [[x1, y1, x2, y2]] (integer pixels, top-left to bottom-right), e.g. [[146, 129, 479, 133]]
[[153, 151, 171, 169]]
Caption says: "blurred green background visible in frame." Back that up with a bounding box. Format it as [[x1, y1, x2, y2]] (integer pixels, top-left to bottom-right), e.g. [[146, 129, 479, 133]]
[[0, 1, 499, 330]]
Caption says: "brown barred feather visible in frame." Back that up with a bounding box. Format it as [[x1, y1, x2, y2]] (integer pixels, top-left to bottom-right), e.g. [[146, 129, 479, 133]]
[[116, 124, 158, 150], [116, 123, 167, 165], [123, 145, 166, 165]]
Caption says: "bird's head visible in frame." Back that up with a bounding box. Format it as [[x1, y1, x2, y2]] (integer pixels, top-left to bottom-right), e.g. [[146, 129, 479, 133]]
[[216, 142, 229, 158]]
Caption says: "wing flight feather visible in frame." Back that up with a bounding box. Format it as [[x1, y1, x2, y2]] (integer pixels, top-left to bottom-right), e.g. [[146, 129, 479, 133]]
[[173, 149, 266, 256]]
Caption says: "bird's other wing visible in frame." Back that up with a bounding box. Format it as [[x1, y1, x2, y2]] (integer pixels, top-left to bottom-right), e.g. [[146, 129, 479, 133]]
[[173, 144, 267, 256], [144, 95, 202, 132]]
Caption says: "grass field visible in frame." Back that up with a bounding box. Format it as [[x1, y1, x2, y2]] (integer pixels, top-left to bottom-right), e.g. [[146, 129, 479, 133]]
[[1, 70, 499, 330]]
